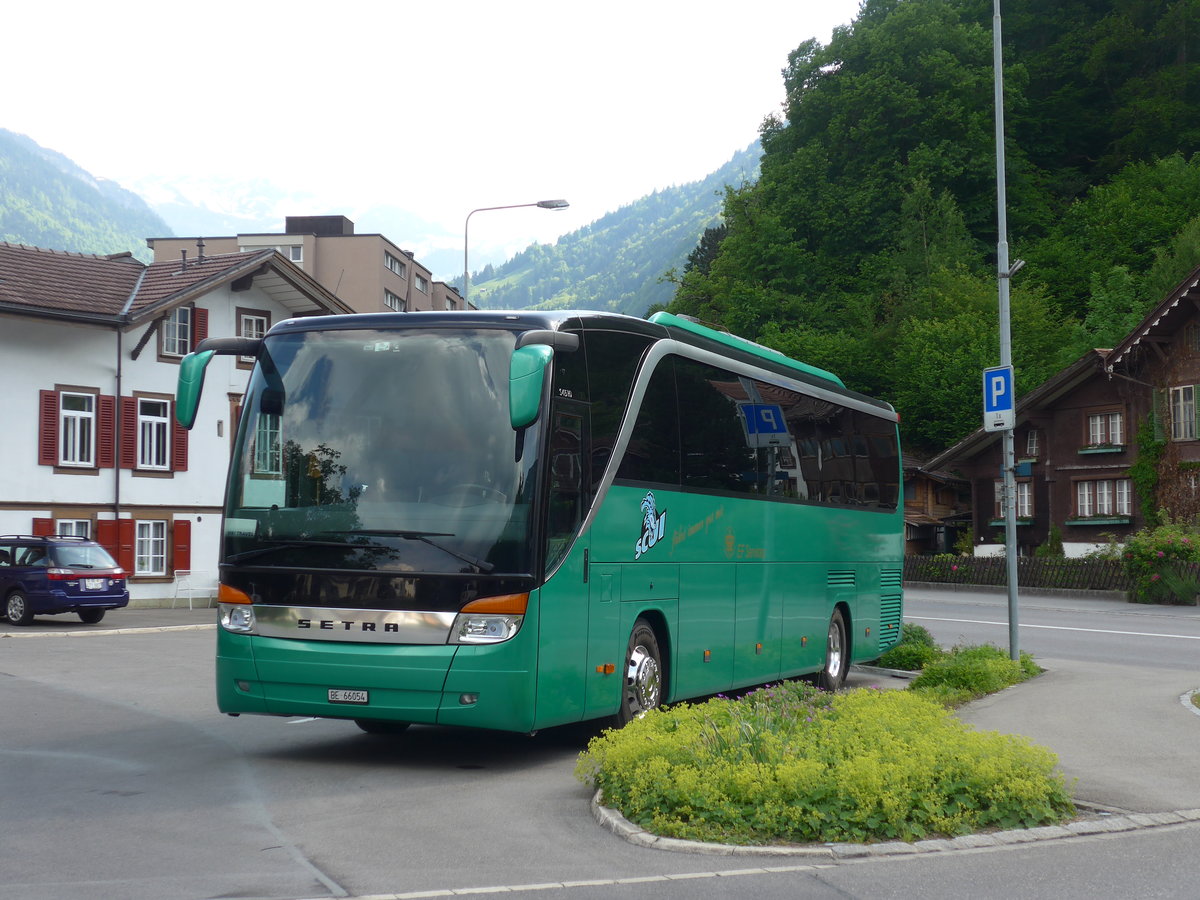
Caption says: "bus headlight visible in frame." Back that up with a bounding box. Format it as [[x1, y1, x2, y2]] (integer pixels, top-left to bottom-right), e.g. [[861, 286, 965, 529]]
[[448, 592, 528, 645], [220, 603, 257, 634]]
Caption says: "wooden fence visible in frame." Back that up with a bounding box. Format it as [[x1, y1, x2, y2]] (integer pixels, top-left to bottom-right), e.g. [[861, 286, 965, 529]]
[[904, 555, 1200, 603]]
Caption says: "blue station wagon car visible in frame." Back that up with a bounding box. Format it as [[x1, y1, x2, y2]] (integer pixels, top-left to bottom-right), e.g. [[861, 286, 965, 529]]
[[0, 535, 129, 626]]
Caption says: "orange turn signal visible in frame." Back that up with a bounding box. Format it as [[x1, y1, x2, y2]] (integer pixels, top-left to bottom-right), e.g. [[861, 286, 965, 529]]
[[460, 592, 529, 615], [218, 583, 253, 604]]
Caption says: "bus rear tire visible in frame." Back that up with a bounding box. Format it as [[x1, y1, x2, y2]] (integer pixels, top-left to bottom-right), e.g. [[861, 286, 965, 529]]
[[616, 619, 663, 728], [815, 608, 849, 692], [354, 719, 411, 735]]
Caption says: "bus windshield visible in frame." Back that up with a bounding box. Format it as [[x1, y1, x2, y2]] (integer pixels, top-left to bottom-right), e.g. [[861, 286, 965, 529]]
[[224, 327, 541, 575]]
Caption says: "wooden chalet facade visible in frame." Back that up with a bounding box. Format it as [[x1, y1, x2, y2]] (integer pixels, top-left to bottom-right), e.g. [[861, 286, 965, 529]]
[[928, 262, 1200, 557]]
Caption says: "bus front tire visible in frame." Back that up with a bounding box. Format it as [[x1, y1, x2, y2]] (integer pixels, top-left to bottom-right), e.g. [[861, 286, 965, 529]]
[[815, 609, 849, 692], [616, 619, 663, 728], [354, 719, 411, 735]]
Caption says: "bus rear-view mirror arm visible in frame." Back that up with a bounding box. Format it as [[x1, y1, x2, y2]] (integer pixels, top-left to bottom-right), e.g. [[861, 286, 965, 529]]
[[175, 337, 263, 430]]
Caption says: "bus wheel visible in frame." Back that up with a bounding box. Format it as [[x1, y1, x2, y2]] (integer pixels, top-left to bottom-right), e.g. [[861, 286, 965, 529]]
[[815, 609, 849, 692], [354, 719, 411, 735], [617, 619, 663, 727]]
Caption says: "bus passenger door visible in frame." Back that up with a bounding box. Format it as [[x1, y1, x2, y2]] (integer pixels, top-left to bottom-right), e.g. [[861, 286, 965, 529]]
[[534, 403, 592, 728]]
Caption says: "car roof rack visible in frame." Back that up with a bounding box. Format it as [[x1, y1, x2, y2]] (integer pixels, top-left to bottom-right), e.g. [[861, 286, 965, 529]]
[[0, 534, 92, 541]]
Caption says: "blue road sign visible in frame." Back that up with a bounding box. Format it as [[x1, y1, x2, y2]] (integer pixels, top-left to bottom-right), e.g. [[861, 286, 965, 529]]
[[739, 403, 789, 447], [983, 365, 1014, 432]]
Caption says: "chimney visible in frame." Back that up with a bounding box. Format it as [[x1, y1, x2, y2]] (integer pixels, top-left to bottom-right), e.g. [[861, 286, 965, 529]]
[[196, 237, 205, 262], [180, 249, 188, 272]]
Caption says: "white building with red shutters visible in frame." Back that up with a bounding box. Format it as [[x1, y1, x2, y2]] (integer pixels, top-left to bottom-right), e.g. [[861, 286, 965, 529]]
[[0, 242, 350, 606]]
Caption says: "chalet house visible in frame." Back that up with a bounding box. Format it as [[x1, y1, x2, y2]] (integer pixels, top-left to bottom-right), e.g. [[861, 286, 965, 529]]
[[927, 262, 1200, 557], [902, 455, 971, 555], [0, 242, 350, 605]]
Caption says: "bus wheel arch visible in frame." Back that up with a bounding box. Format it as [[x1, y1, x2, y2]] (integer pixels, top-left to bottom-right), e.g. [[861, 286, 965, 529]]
[[616, 614, 668, 727], [815, 604, 851, 692]]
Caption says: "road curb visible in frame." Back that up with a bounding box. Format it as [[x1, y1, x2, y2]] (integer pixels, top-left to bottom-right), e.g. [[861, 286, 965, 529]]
[[590, 791, 1200, 859]]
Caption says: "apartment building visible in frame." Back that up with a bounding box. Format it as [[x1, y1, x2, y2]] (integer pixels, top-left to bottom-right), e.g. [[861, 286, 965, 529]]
[[147, 215, 467, 315]]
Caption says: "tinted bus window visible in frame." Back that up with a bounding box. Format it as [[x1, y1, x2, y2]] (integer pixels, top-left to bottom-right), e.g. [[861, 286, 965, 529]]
[[585, 330, 654, 492], [616, 358, 680, 486], [676, 359, 761, 494]]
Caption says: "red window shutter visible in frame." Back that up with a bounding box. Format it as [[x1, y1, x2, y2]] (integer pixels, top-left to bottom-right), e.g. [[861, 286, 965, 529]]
[[97, 394, 116, 468], [119, 397, 137, 469], [117, 519, 136, 573], [32, 517, 55, 536], [96, 520, 118, 559], [193, 307, 209, 348], [172, 519, 192, 573], [171, 417, 189, 471], [38, 390, 59, 466]]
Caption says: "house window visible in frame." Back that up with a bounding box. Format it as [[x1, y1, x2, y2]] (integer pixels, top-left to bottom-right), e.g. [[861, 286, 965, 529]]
[[135, 520, 167, 575], [1187, 322, 1200, 353], [60, 392, 96, 467], [1075, 479, 1132, 517], [162, 307, 192, 356], [56, 519, 91, 538], [385, 252, 407, 277], [1171, 386, 1197, 440], [137, 398, 171, 470], [1087, 410, 1124, 445], [253, 414, 282, 475], [994, 480, 1033, 518], [289, 245, 303, 263], [1025, 428, 1039, 457], [415, 274, 429, 293], [384, 290, 405, 311], [237, 309, 269, 365]]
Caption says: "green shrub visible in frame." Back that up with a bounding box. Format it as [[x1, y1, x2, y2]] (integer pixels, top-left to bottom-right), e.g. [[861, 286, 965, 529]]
[[876, 623, 942, 670], [1121, 515, 1200, 603], [909, 644, 1040, 705], [576, 681, 1073, 845]]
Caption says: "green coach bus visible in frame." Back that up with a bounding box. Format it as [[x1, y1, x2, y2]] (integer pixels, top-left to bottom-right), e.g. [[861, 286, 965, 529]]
[[176, 310, 903, 734]]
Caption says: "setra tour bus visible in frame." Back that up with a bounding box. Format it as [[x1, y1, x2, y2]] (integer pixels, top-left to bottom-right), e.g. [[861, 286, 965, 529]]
[[175, 310, 903, 734]]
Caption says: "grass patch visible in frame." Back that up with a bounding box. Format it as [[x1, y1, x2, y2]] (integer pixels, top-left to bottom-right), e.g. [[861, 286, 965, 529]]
[[576, 679, 1074, 845]]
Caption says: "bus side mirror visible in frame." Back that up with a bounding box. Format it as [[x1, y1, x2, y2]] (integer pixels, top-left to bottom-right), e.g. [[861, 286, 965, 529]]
[[175, 350, 215, 429], [509, 344, 553, 429]]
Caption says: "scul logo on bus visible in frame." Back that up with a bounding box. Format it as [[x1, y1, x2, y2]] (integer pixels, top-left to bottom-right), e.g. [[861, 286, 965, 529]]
[[635, 491, 667, 560]]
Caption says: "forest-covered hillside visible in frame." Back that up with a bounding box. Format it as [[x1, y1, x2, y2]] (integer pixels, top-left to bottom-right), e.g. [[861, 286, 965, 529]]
[[467, 145, 760, 315], [668, 0, 1200, 454], [0, 129, 170, 261]]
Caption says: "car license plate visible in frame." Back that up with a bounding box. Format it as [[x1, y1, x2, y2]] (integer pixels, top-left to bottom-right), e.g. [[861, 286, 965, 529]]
[[84, 578, 104, 590], [328, 689, 369, 704]]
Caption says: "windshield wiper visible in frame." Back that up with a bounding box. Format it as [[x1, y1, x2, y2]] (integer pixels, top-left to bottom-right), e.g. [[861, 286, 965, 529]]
[[226, 538, 393, 565], [325, 529, 495, 574]]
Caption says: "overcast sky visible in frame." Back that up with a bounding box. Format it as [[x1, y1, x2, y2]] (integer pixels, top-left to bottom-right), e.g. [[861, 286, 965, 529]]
[[9, 0, 862, 270]]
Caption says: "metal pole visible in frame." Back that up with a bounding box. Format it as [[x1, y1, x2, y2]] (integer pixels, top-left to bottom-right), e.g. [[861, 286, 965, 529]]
[[462, 200, 569, 307], [993, 0, 1020, 660]]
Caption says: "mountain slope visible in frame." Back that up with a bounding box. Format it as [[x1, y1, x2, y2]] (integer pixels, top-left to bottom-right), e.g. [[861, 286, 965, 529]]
[[469, 145, 760, 316], [0, 129, 171, 261]]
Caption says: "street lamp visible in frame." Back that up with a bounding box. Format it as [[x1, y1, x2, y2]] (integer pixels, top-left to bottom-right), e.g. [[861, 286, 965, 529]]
[[463, 199, 569, 306]]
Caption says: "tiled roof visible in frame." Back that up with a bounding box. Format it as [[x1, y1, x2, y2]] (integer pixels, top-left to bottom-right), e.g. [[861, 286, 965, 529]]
[[0, 243, 347, 322], [0, 242, 143, 318]]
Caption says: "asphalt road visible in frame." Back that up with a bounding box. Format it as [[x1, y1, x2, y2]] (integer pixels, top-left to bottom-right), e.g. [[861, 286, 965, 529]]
[[1, 599, 1197, 900]]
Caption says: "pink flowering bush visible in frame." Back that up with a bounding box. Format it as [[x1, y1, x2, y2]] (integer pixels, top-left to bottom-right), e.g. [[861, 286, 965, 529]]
[[1123, 517, 1200, 603]]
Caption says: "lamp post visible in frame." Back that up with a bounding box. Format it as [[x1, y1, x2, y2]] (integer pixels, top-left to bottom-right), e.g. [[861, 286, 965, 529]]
[[463, 199, 569, 306]]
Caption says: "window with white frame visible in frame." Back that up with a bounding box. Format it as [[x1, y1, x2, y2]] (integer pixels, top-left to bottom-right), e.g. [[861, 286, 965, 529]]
[[238, 310, 269, 364], [1075, 478, 1132, 517], [137, 398, 170, 470], [994, 480, 1033, 518], [253, 414, 282, 475], [385, 252, 407, 277], [415, 274, 429, 293], [1171, 386, 1196, 440], [135, 520, 167, 575], [1025, 428, 1040, 456], [1087, 410, 1124, 445], [384, 289, 405, 311], [56, 519, 90, 538], [162, 307, 192, 356], [289, 245, 303, 263], [59, 392, 96, 467]]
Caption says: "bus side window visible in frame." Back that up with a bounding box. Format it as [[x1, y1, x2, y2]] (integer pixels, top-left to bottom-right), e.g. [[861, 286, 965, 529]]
[[616, 358, 681, 486], [545, 409, 586, 571]]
